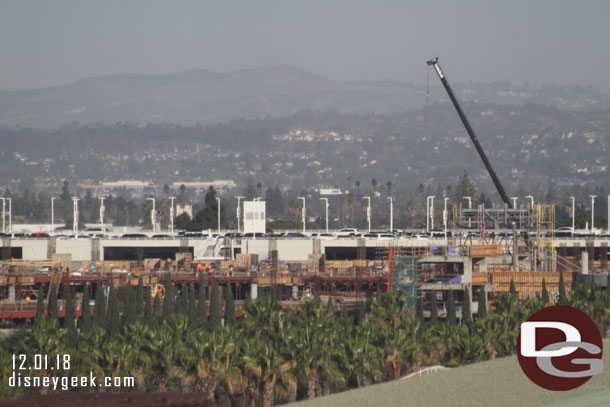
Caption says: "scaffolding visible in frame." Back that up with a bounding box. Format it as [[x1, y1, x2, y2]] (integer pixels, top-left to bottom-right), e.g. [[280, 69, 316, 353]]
[[530, 204, 556, 272], [458, 205, 532, 231]]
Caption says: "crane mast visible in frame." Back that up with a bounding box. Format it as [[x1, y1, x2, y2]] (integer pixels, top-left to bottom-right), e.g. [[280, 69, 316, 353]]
[[426, 57, 512, 209]]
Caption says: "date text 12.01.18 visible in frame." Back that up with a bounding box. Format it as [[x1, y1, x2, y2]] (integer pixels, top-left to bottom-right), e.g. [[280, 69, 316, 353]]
[[12, 354, 71, 371]]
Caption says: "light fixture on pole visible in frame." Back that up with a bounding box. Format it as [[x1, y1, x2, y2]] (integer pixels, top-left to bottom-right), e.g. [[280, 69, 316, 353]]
[[298, 197, 306, 232], [364, 196, 371, 232], [590, 195, 596, 231], [570, 196, 575, 232], [216, 197, 221, 233], [72, 197, 80, 237], [236, 196, 244, 233], [51, 197, 56, 234], [169, 197, 176, 234], [387, 197, 393, 232], [320, 198, 329, 233], [146, 198, 156, 233], [99, 197, 105, 232]]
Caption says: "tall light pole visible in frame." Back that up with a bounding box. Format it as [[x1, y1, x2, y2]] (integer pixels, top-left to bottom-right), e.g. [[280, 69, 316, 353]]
[[607, 195, 610, 234], [0, 198, 4, 233], [570, 196, 575, 231], [168, 197, 176, 234], [429, 196, 436, 230], [387, 197, 393, 232], [51, 197, 56, 234], [363, 196, 371, 232], [426, 196, 435, 232], [99, 197, 105, 232], [463, 196, 472, 228], [526, 195, 534, 227], [72, 197, 80, 237], [320, 198, 329, 233], [6, 198, 11, 233], [298, 197, 306, 233], [590, 195, 596, 231], [146, 198, 156, 233], [216, 197, 221, 233], [443, 197, 449, 243], [236, 196, 244, 233]]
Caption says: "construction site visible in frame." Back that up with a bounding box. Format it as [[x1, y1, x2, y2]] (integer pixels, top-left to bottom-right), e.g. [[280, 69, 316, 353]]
[[1, 56, 609, 326]]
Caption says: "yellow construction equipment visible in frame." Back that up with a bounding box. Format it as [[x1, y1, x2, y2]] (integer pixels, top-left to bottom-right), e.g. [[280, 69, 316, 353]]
[[151, 283, 166, 299]]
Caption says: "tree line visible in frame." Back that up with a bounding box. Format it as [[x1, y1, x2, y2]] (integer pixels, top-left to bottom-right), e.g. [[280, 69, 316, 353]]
[[1, 272, 609, 405]]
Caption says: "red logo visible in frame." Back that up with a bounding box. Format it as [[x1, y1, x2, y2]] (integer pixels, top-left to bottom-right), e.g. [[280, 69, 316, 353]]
[[517, 305, 603, 391]]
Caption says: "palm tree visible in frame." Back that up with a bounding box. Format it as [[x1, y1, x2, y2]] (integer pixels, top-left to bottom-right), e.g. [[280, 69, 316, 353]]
[[243, 338, 296, 407]]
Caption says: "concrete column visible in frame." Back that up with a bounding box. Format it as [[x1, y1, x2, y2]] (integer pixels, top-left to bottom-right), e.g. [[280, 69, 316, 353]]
[[292, 285, 298, 300], [8, 285, 16, 301], [581, 250, 589, 275], [251, 283, 258, 299], [587, 241, 595, 273], [313, 238, 321, 255], [463, 258, 473, 284]]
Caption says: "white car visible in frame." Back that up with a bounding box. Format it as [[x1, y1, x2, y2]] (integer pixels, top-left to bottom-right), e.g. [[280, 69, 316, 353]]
[[334, 228, 359, 238]]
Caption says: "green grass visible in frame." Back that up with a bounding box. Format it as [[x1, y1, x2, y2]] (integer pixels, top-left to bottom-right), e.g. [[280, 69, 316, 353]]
[[291, 339, 610, 407]]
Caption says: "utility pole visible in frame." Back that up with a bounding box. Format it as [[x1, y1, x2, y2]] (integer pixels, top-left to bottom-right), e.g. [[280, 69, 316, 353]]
[[51, 197, 55, 234], [216, 197, 221, 233], [72, 197, 80, 237], [320, 198, 329, 233], [169, 197, 176, 234], [298, 197, 306, 233], [236, 196, 244, 233], [364, 196, 371, 232], [99, 197, 105, 232], [387, 197, 393, 232], [146, 198, 156, 233]]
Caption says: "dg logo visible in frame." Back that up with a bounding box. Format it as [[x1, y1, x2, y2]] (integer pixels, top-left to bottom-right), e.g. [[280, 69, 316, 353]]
[[517, 305, 603, 391]]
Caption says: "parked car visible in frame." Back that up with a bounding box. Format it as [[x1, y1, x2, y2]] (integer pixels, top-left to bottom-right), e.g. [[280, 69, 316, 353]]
[[334, 228, 359, 238], [284, 232, 308, 239]]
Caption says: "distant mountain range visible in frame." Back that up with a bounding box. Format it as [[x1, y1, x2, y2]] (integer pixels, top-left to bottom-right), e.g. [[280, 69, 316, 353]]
[[0, 65, 608, 129]]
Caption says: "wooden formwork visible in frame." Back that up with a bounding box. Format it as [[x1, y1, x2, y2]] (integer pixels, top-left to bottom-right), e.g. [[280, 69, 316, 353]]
[[490, 271, 573, 295], [469, 245, 503, 257]]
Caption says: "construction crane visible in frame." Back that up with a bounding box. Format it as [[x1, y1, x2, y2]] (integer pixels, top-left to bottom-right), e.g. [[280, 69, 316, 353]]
[[426, 57, 512, 209]]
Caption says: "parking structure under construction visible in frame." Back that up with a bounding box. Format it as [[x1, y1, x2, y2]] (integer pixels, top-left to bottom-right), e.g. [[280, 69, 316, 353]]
[[1, 202, 609, 326]]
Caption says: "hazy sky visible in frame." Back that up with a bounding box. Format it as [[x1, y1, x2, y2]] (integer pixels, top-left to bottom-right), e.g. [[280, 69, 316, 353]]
[[1, 0, 609, 93]]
